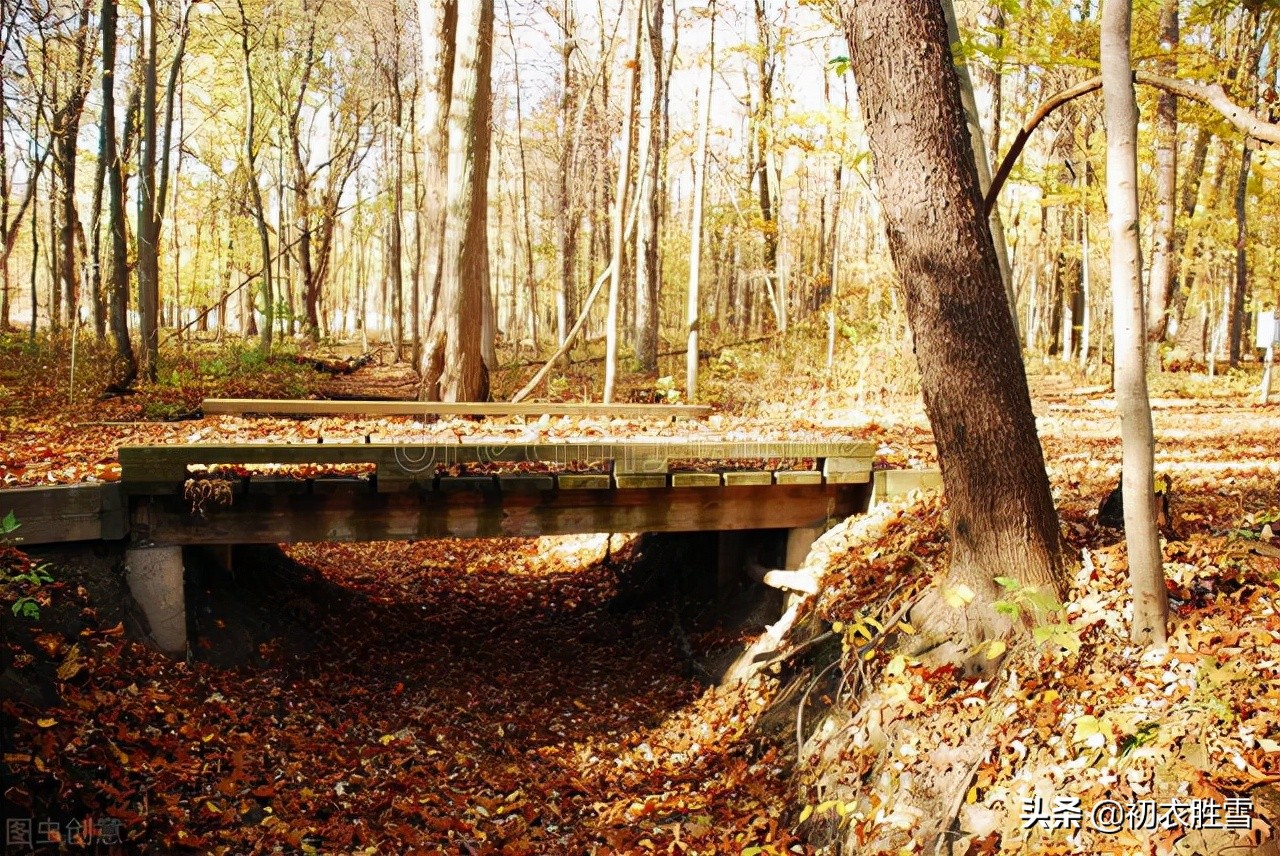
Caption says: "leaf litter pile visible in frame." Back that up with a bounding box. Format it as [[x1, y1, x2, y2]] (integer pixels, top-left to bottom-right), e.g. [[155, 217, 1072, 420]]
[[3, 535, 810, 855], [778, 391, 1280, 855]]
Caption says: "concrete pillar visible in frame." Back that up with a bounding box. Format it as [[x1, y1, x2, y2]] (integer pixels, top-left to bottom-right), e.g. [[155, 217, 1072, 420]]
[[783, 525, 822, 611], [784, 525, 821, 571], [125, 545, 187, 656]]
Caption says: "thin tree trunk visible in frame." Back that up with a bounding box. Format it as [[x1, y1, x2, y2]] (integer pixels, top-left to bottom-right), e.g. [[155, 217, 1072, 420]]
[[136, 0, 161, 379], [1168, 126, 1211, 340], [603, 5, 641, 404], [1101, 0, 1166, 645], [101, 0, 135, 385], [237, 0, 273, 350], [686, 2, 715, 403], [1145, 0, 1179, 353], [1229, 141, 1251, 367], [753, 0, 782, 333], [503, 0, 539, 355], [940, 0, 1018, 334], [633, 0, 663, 373]]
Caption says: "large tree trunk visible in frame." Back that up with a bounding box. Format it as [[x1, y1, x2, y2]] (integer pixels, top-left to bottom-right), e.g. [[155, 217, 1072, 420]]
[[833, 1, 1069, 848], [1145, 0, 1179, 353], [420, 0, 491, 402], [840, 0, 1066, 626], [1101, 0, 1167, 645], [416, 0, 456, 395]]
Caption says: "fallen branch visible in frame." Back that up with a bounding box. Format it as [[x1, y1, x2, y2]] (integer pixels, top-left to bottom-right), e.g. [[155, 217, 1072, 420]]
[[510, 263, 615, 403]]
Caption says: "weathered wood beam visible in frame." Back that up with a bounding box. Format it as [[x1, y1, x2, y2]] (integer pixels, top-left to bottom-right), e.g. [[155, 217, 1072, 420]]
[[118, 440, 877, 494], [201, 398, 713, 420], [127, 483, 870, 545], [0, 484, 128, 544]]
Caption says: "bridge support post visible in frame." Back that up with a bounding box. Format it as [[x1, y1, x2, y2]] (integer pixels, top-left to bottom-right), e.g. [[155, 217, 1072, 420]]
[[125, 545, 187, 656], [782, 525, 822, 610], [785, 525, 821, 572]]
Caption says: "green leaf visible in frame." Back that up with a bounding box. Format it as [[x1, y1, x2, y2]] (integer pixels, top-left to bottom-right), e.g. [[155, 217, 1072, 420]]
[[993, 600, 1021, 618], [1024, 588, 1063, 614], [993, 576, 1019, 590], [1, 510, 19, 536]]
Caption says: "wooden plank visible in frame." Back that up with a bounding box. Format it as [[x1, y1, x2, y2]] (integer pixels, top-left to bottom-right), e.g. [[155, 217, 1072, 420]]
[[312, 477, 373, 495], [497, 474, 555, 492], [774, 471, 822, 485], [246, 477, 309, 496], [556, 473, 612, 490], [100, 484, 128, 539], [723, 471, 773, 486], [0, 484, 110, 544], [438, 476, 498, 493], [132, 483, 872, 545], [822, 456, 874, 484], [872, 469, 943, 504], [671, 473, 722, 487], [202, 398, 712, 420], [614, 474, 668, 489]]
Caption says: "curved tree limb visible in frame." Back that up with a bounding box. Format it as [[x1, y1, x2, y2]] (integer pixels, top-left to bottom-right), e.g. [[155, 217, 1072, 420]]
[[985, 71, 1280, 215]]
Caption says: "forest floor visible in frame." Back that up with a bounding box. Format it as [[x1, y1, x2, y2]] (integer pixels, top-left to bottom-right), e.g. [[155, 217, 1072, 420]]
[[1, 327, 1279, 855]]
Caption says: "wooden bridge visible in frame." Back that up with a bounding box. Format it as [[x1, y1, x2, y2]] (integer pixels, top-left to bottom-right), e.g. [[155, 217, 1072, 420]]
[[1, 401, 923, 656]]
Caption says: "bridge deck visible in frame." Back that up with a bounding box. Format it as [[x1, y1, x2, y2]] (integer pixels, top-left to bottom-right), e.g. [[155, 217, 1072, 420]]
[[4, 438, 880, 546], [117, 439, 876, 494]]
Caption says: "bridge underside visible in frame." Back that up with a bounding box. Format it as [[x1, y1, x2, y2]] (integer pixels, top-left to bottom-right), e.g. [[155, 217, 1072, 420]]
[[130, 482, 870, 545]]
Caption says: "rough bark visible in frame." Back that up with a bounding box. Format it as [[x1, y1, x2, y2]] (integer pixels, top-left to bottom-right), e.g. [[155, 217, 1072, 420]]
[[420, 0, 492, 402], [832, 5, 1070, 846], [1101, 0, 1167, 645], [416, 0, 456, 393], [840, 0, 1066, 619]]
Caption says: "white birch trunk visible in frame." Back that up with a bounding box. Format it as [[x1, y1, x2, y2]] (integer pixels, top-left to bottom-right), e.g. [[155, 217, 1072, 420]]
[[1101, 0, 1167, 645]]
